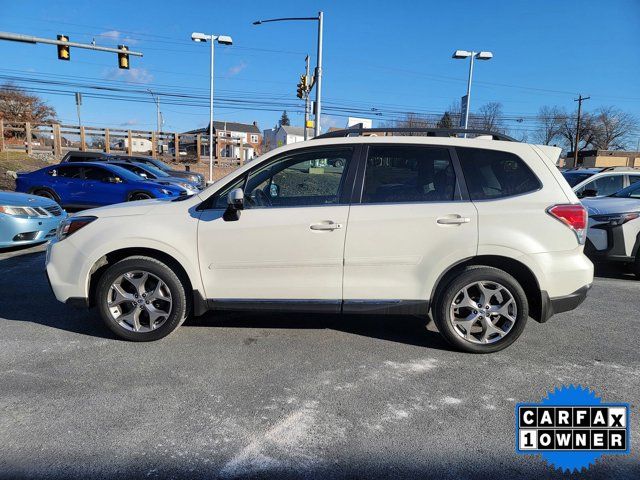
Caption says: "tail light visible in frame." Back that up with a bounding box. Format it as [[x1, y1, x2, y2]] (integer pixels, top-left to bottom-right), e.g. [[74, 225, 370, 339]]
[[547, 204, 588, 244]]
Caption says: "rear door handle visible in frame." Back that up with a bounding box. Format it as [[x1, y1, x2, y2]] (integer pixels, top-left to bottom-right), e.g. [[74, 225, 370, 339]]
[[437, 215, 471, 225], [310, 221, 342, 231]]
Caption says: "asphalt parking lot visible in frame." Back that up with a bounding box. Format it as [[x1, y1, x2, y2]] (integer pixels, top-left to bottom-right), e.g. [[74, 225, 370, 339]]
[[0, 245, 638, 479]]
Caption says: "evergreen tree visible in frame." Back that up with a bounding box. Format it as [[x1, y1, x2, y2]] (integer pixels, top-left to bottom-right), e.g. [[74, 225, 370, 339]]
[[279, 110, 290, 127], [437, 111, 454, 129]]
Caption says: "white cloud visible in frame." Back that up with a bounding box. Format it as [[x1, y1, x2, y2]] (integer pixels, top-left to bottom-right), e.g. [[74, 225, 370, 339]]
[[120, 119, 138, 126], [227, 61, 247, 76], [103, 67, 154, 84], [98, 30, 138, 45]]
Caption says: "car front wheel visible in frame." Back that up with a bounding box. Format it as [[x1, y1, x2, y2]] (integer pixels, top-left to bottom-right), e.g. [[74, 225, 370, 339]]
[[95, 256, 189, 341], [433, 266, 528, 353]]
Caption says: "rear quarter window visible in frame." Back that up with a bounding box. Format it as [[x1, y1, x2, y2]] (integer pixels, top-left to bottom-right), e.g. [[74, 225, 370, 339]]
[[457, 147, 541, 200]]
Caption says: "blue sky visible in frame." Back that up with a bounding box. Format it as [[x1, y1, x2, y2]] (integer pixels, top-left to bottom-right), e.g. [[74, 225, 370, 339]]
[[1, 0, 639, 140]]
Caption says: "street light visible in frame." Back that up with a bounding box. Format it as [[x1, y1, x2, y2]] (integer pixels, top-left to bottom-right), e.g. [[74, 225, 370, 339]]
[[253, 12, 324, 137], [452, 49, 493, 133], [191, 31, 233, 183]]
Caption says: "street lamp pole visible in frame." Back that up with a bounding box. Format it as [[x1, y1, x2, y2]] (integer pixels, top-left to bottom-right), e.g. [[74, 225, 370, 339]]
[[253, 12, 324, 136], [452, 50, 493, 134], [191, 32, 233, 183]]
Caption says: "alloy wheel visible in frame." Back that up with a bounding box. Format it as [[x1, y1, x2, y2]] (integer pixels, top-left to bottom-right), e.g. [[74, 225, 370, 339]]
[[107, 271, 172, 332], [449, 281, 517, 344]]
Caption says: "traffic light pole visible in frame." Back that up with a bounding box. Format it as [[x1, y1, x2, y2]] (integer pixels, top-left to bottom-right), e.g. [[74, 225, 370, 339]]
[[253, 11, 324, 136], [304, 55, 310, 141], [0, 31, 143, 57]]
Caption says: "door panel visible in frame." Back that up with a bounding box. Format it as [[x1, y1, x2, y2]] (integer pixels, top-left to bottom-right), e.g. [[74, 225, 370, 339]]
[[343, 203, 477, 300], [343, 144, 478, 301], [198, 206, 349, 299]]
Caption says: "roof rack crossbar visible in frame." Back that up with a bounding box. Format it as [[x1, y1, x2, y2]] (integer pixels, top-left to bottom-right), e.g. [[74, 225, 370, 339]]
[[313, 127, 517, 142]]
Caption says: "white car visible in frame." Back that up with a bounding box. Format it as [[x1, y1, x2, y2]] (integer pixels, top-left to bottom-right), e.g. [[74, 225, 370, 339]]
[[582, 181, 640, 276], [562, 167, 640, 199], [46, 129, 594, 353]]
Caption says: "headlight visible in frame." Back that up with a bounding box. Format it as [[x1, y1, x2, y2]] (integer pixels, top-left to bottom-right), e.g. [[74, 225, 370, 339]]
[[57, 216, 97, 241], [160, 188, 175, 196], [0, 205, 49, 217]]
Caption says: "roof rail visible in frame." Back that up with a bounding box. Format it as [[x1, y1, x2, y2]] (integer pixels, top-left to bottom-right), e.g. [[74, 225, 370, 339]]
[[600, 166, 639, 172], [313, 127, 517, 142]]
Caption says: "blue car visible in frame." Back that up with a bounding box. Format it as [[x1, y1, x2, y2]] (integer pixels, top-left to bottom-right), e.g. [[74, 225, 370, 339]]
[[0, 190, 67, 248], [15, 162, 187, 210]]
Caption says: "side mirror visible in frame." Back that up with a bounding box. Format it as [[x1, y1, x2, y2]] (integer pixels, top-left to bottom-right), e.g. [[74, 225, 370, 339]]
[[223, 188, 244, 221], [103, 176, 121, 184], [269, 183, 280, 197]]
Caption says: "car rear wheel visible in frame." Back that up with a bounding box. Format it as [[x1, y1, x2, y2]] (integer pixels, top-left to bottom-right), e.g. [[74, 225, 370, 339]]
[[633, 255, 640, 279], [95, 256, 189, 341], [433, 266, 528, 353], [33, 189, 58, 202]]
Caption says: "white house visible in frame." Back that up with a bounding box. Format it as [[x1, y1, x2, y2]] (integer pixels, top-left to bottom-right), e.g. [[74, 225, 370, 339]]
[[263, 125, 314, 151]]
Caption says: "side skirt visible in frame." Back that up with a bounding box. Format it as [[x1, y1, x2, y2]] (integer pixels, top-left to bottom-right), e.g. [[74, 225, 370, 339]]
[[206, 299, 429, 316]]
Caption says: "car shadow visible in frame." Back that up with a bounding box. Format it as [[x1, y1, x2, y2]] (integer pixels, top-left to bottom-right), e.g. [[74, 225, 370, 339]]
[[0, 248, 453, 350], [186, 311, 452, 351], [592, 260, 637, 281]]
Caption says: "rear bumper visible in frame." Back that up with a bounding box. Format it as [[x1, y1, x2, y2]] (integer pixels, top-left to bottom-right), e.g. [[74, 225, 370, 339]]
[[540, 284, 591, 323]]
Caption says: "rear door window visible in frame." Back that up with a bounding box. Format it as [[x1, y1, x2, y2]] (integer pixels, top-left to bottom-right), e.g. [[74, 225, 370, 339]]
[[362, 146, 458, 203], [49, 166, 83, 178], [457, 148, 541, 200]]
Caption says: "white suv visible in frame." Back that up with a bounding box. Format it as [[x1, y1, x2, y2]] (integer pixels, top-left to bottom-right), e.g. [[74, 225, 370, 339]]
[[46, 129, 594, 353]]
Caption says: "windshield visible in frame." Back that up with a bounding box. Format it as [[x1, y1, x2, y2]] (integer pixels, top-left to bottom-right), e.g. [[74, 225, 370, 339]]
[[562, 171, 595, 187], [611, 182, 640, 198], [106, 164, 152, 182], [134, 163, 170, 178]]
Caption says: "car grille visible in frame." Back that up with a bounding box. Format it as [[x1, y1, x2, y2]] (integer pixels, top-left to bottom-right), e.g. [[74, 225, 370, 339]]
[[44, 205, 63, 216]]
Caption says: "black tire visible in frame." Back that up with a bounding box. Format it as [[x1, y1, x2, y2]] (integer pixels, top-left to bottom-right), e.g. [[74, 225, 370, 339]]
[[33, 189, 59, 203], [633, 255, 640, 279], [95, 256, 189, 341], [433, 266, 529, 353], [128, 192, 154, 201]]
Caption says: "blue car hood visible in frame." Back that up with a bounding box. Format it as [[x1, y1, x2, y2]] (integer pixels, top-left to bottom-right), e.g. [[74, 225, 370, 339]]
[[0, 190, 59, 207]]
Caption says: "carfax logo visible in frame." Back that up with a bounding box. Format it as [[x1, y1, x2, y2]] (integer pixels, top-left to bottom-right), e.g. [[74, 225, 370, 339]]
[[515, 385, 630, 472]]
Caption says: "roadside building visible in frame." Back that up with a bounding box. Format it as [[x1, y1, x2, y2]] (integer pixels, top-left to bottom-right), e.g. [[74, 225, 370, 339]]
[[262, 125, 314, 151], [564, 150, 640, 169], [183, 121, 262, 161]]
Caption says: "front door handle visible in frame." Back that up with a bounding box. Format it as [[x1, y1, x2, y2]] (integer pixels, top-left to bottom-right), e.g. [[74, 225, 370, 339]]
[[437, 215, 471, 225], [310, 221, 343, 231]]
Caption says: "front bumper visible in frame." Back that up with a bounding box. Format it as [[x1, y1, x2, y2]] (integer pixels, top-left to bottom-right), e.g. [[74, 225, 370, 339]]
[[0, 212, 66, 248], [539, 284, 591, 323]]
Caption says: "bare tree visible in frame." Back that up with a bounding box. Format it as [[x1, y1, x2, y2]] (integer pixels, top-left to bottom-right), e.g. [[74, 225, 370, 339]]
[[472, 102, 505, 133], [535, 106, 564, 145], [0, 83, 57, 125], [590, 106, 638, 150], [558, 110, 596, 153], [385, 112, 434, 135]]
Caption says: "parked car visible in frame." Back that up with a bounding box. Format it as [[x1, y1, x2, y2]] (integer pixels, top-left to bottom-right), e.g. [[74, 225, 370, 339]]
[[0, 190, 67, 248], [562, 167, 640, 198], [108, 161, 200, 194], [61, 151, 206, 189], [582, 181, 640, 276], [16, 162, 188, 210], [45, 128, 593, 352]]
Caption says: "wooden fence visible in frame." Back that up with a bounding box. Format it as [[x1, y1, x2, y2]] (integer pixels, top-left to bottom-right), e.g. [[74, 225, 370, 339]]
[[0, 119, 249, 169]]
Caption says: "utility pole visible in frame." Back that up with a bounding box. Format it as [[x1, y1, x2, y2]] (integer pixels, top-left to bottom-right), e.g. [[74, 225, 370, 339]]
[[147, 89, 162, 133], [75, 92, 82, 127], [314, 11, 323, 137], [304, 55, 310, 140], [573, 94, 590, 167]]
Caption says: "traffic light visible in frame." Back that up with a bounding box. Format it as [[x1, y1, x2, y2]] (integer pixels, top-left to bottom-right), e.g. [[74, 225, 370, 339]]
[[296, 75, 307, 99], [118, 45, 130, 69], [57, 35, 70, 61]]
